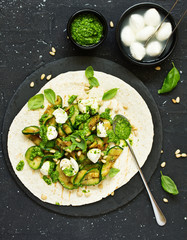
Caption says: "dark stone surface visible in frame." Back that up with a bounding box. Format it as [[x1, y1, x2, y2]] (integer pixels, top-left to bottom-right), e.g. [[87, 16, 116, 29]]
[[0, 0, 186, 239]]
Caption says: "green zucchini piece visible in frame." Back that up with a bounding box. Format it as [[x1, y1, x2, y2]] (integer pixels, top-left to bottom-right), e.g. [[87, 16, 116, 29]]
[[54, 95, 62, 108], [73, 169, 87, 186], [22, 126, 40, 135], [27, 135, 42, 146], [25, 146, 44, 170], [81, 177, 100, 186], [45, 116, 56, 127], [81, 168, 100, 186], [69, 104, 79, 126], [101, 162, 113, 178], [62, 121, 73, 135], [89, 136, 104, 150], [107, 146, 123, 160], [88, 114, 100, 130], [57, 125, 66, 137], [56, 164, 77, 190]]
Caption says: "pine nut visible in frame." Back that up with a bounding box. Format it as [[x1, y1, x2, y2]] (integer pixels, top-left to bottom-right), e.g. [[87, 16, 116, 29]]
[[111, 191, 114, 196], [85, 192, 91, 197], [98, 183, 103, 189], [163, 198, 168, 203], [175, 97, 180, 103], [51, 47, 56, 53], [77, 151, 82, 157], [75, 138, 81, 142], [77, 191, 83, 197], [65, 149, 71, 153], [56, 160, 60, 165], [41, 194, 47, 200], [30, 82, 34, 87], [103, 155, 108, 159], [110, 21, 114, 28], [65, 152, 68, 156], [92, 126, 96, 131], [101, 152, 104, 156], [46, 74, 52, 80], [172, 99, 176, 103], [181, 153, 187, 157], [101, 159, 106, 163], [49, 51, 55, 56], [176, 154, 181, 158], [50, 149, 56, 153], [161, 150, 164, 154], [175, 149, 180, 155], [155, 66, 161, 71], [123, 106, 128, 110], [40, 74, 45, 80], [161, 162, 166, 168]]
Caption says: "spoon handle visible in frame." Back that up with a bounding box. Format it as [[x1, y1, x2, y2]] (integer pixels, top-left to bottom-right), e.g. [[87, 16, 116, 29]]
[[126, 140, 167, 226]]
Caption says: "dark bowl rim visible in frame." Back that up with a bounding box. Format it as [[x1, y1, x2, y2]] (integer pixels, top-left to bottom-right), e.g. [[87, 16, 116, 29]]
[[116, 2, 178, 66], [67, 8, 108, 50]]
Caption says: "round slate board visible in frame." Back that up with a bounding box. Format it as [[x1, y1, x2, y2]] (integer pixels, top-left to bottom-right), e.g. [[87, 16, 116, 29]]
[[2, 57, 162, 217]]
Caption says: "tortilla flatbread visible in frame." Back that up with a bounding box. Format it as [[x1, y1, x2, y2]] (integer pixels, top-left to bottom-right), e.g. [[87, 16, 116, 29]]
[[8, 71, 154, 205]]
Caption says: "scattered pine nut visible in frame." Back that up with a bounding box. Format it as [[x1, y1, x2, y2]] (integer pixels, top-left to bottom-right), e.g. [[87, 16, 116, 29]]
[[180, 154, 185, 158], [85, 192, 91, 197], [30, 82, 34, 88], [161, 162, 166, 168], [75, 138, 81, 142], [98, 183, 103, 189], [110, 21, 114, 28], [101, 159, 106, 163], [111, 191, 114, 196], [49, 51, 55, 56], [92, 126, 96, 131], [176, 154, 181, 158], [65, 149, 71, 153], [103, 155, 108, 159], [56, 160, 60, 165], [77, 151, 82, 157], [51, 47, 56, 53], [161, 150, 164, 154], [172, 99, 176, 104], [50, 149, 56, 153], [123, 106, 128, 110], [84, 86, 90, 91], [84, 83, 90, 87], [40, 73, 45, 80], [77, 191, 83, 197], [163, 198, 168, 203], [175, 97, 180, 103], [65, 152, 68, 156], [53, 158, 57, 163], [155, 66, 161, 71], [175, 149, 180, 155], [41, 194, 47, 200], [46, 74, 52, 80], [67, 36, 69, 39], [101, 152, 104, 156]]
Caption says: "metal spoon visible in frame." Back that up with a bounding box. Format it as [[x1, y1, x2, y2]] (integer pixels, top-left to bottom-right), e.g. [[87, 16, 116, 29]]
[[113, 114, 166, 226]]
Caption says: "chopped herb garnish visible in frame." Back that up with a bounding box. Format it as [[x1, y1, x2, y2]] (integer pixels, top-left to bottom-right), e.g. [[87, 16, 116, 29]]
[[16, 160, 24, 171]]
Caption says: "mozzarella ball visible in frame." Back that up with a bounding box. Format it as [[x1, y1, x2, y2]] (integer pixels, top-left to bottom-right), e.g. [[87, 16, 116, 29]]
[[136, 26, 155, 41], [130, 42, 146, 61], [156, 22, 172, 41], [47, 126, 58, 140], [87, 148, 101, 163], [129, 14, 145, 33], [121, 26, 135, 46], [146, 41, 162, 56], [53, 108, 68, 124], [40, 161, 50, 176], [144, 8, 161, 27]]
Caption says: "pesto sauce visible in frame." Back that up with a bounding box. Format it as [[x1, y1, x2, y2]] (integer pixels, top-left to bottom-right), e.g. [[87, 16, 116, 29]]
[[71, 14, 103, 46], [16, 160, 24, 171], [114, 117, 131, 140]]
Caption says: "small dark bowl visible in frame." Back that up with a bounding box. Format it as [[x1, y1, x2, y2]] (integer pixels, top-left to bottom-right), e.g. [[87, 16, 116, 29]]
[[67, 9, 108, 50], [116, 2, 177, 66]]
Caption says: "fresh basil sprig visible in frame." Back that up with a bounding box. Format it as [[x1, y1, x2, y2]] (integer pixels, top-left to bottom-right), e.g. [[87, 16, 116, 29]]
[[102, 88, 119, 100], [160, 171, 179, 195], [85, 66, 99, 88], [109, 168, 120, 178], [158, 63, 180, 94], [28, 94, 44, 110], [44, 89, 56, 105]]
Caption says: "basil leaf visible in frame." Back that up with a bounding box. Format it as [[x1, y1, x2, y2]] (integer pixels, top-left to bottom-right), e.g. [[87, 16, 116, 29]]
[[158, 63, 180, 94], [44, 89, 56, 105], [109, 168, 120, 178], [85, 66, 94, 79], [102, 88, 119, 100], [71, 134, 87, 152], [28, 94, 44, 110], [88, 77, 99, 88], [160, 171, 179, 195]]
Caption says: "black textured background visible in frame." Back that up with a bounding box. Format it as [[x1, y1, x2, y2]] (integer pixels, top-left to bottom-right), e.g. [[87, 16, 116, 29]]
[[0, 0, 187, 239]]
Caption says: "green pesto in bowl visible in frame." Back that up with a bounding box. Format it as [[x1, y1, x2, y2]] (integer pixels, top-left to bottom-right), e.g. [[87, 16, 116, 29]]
[[70, 13, 103, 46]]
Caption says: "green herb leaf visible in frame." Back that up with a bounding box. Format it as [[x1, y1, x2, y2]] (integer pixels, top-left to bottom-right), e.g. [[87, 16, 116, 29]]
[[160, 171, 179, 195], [85, 66, 94, 79], [158, 63, 180, 94], [88, 77, 99, 88], [71, 134, 87, 152], [55, 202, 60, 205], [102, 88, 119, 100], [109, 168, 120, 178], [44, 89, 56, 105], [28, 94, 44, 110]]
